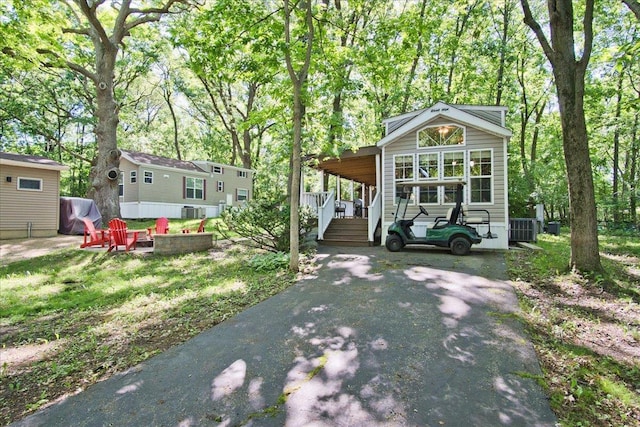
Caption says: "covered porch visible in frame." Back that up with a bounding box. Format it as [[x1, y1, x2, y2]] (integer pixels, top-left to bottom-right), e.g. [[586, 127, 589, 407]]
[[302, 146, 382, 245]]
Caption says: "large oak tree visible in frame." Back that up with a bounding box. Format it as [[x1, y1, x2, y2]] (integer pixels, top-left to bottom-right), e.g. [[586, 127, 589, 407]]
[[33, 0, 195, 221]]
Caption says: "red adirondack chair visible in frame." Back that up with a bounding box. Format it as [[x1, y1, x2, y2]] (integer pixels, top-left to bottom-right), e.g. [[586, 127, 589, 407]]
[[80, 217, 110, 248], [107, 218, 139, 252], [147, 217, 169, 239], [182, 218, 206, 234]]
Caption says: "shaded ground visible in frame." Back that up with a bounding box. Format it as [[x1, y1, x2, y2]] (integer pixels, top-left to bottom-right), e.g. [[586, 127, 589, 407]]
[[0, 235, 84, 266], [9, 246, 556, 426]]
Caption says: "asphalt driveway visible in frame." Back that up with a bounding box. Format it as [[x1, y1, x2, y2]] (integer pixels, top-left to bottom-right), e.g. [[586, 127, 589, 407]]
[[12, 245, 557, 426]]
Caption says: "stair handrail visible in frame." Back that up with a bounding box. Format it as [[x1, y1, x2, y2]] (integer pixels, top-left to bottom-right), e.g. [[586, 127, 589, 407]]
[[317, 189, 336, 240], [368, 192, 381, 242]]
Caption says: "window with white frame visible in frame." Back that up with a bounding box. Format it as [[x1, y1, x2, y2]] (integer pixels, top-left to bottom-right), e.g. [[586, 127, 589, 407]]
[[418, 185, 438, 204], [417, 153, 438, 180], [143, 170, 153, 184], [130, 170, 137, 184], [469, 149, 493, 203], [394, 154, 414, 204], [443, 151, 465, 180], [237, 170, 247, 178], [217, 181, 224, 192], [418, 124, 464, 148], [212, 165, 223, 174], [17, 177, 42, 191], [118, 172, 124, 197], [185, 177, 204, 199], [237, 188, 248, 202]]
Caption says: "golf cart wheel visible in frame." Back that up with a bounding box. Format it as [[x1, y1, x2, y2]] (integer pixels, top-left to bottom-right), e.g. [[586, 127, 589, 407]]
[[450, 237, 471, 256], [385, 234, 404, 252]]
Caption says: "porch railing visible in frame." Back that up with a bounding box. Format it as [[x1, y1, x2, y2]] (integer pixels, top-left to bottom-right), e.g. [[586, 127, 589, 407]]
[[368, 192, 381, 242], [317, 190, 335, 240], [301, 191, 330, 213]]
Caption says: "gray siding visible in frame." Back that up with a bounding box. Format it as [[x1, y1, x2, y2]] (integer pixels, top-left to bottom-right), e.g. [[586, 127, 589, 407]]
[[383, 118, 506, 223], [0, 165, 60, 238], [119, 159, 253, 209]]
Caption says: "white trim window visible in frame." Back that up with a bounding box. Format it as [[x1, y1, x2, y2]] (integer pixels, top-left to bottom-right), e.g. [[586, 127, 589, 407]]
[[17, 177, 42, 191], [237, 188, 248, 202], [143, 170, 153, 184], [469, 149, 493, 204], [130, 171, 137, 184], [237, 170, 247, 178], [118, 172, 124, 197], [185, 177, 204, 200], [393, 154, 414, 204], [217, 181, 224, 192], [443, 151, 465, 180], [212, 165, 223, 174], [417, 124, 465, 148], [417, 153, 439, 204]]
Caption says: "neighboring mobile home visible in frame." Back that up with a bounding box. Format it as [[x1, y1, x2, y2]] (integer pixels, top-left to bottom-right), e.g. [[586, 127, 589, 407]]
[[0, 152, 69, 239], [306, 102, 512, 250], [119, 151, 253, 219]]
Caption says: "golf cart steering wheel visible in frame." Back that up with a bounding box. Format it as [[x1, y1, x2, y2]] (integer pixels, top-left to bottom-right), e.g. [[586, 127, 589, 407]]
[[419, 205, 429, 216]]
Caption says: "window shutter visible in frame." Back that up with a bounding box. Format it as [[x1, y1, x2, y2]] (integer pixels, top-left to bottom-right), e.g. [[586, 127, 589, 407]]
[[203, 179, 207, 200], [182, 176, 186, 199]]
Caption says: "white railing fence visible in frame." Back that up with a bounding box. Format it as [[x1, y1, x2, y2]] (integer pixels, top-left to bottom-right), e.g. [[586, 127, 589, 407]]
[[317, 190, 336, 240], [368, 193, 381, 242]]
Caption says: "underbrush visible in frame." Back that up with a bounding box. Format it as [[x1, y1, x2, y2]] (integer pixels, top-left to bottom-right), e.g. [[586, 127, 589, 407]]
[[506, 231, 640, 426]]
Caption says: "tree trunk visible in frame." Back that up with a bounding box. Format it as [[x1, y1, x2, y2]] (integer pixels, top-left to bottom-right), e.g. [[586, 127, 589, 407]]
[[284, 0, 314, 273], [612, 72, 623, 223], [289, 83, 303, 272], [87, 44, 121, 222], [522, 0, 602, 272]]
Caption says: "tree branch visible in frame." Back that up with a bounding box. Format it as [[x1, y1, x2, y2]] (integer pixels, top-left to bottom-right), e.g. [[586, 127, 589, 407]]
[[35, 48, 98, 82], [622, 0, 640, 20], [520, 0, 555, 61], [75, 0, 112, 48], [578, 0, 595, 70]]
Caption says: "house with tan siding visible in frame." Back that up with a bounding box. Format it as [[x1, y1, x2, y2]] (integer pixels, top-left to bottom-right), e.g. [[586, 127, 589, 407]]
[[305, 102, 512, 249], [119, 151, 253, 219], [378, 102, 512, 249], [0, 152, 68, 239]]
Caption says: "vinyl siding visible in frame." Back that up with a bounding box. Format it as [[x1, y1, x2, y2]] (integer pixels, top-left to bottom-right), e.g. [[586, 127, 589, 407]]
[[383, 118, 507, 223], [120, 160, 253, 208], [0, 164, 61, 237]]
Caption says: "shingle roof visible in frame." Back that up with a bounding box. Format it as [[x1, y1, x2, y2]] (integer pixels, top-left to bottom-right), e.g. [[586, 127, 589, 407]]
[[121, 150, 206, 173], [0, 152, 68, 170]]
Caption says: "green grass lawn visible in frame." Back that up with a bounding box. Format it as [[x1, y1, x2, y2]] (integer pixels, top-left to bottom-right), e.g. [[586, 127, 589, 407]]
[[506, 229, 640, 426], [0, 240, 294, 424]]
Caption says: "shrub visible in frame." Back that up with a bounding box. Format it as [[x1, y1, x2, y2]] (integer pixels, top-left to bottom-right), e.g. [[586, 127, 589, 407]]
[[215, 196, 315, 253]]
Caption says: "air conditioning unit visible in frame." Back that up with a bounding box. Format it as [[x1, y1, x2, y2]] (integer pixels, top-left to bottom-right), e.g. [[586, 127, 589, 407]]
[[181, 206, 196, 219], [509, 218, 538, 242]]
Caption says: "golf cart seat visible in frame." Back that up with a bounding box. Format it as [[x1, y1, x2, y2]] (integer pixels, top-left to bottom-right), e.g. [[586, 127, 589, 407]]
[[428, 208, 454, 228], [461, 205, 489, 225]]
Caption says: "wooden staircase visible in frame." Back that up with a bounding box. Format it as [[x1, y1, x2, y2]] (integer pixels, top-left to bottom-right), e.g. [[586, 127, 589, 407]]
[[320, 218, 370, 247]]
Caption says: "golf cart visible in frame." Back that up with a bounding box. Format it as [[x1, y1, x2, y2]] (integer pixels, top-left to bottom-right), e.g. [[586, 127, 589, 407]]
[[385, 181, 482, 255]]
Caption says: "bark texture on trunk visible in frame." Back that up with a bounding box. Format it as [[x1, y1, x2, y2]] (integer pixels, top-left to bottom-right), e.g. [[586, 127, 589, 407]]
[[522, 0, 602, 272], [87, 41, 121, 222]]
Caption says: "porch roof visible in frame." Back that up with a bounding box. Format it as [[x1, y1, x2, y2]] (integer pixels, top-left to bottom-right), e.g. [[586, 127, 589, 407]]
[[309, 146, 380, 187]]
